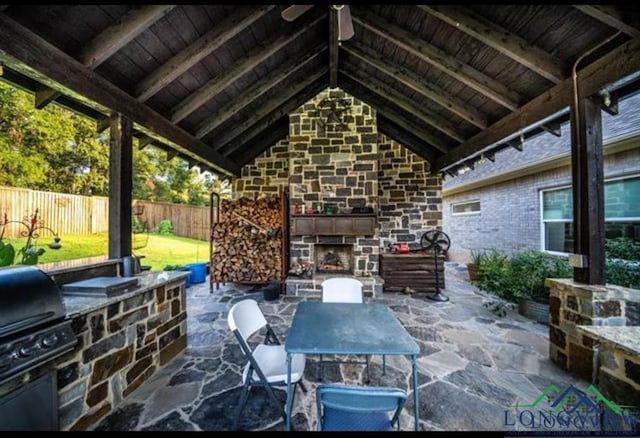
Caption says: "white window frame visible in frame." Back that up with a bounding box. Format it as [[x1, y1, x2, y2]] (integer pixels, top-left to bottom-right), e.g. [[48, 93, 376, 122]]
[[451, 199, 481, 216], [540, 174, 640, 255]]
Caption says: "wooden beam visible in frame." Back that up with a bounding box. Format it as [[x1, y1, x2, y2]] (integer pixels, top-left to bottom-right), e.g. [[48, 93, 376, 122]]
[[219, 77, 327, 156], [344, 43, 487, 128], [34, 85, 60, 109], [329, 6, 339, 88], [571, 96, 605, 284], [108, 113, 133, 259], [136, 134, 155, 149], [573, 5, 640, 38], [377, 115, 438, 163], [483, 151, 495, 162], [434, 36, 640, 171], [96, 116, 110, 133], [541, 121, 562, 137], [229, 117, 290, 166], [418, 5, 565, 83], [166, 149, 179, 161], [134, 5, 274, 102], [0, 13, 241, 176], [210, 69, 327, 152], [195, 45, 325, 138], [342, 67, 465, 142], [341, 74, 451, 153], [352, 8, 522, 110], [79, 5, 176, 68], [170, 14, 324, 123]]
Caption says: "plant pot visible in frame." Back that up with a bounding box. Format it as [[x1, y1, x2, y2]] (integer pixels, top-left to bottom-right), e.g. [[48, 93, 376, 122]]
[[518, 299, 549, 325], [263, 281, 280, 301], [467, 263, 480, 281]]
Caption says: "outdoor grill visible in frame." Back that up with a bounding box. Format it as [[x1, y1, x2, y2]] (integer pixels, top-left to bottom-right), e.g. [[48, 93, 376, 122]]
[[0, 265, 77, 384]]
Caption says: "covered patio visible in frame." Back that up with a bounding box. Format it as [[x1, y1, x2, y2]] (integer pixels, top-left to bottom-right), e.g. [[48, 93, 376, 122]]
[[92, 265, 590, 432]]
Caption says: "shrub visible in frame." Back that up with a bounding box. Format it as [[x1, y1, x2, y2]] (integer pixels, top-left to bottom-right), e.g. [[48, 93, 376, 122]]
[[605, 237, 640, 261], [157, 220, 174, 236], [475, 250, 572, 304], [606, 258, 640, 289]]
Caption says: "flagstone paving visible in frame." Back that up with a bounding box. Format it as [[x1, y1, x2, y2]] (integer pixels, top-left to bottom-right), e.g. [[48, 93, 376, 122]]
[[93, 263, 603, 432]]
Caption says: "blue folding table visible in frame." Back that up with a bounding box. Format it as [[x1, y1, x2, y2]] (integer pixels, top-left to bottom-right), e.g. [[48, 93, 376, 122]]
[[284, 301, 421, 431]]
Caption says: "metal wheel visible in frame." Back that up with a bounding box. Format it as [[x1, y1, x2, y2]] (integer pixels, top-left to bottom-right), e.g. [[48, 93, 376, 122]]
[[420, 230, 451, 255]]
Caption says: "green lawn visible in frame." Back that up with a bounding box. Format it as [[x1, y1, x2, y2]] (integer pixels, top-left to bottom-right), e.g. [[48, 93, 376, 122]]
[[3, 233, 209, 271]]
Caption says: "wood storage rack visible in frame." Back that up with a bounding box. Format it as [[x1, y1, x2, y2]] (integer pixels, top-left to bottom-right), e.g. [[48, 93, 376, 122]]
[[209, 190, 289, 292]]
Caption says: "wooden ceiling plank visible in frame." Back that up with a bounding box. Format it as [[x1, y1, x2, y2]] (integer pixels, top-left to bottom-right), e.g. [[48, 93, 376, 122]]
[[419, 5, 565, 83], [329, 6, 339, 88], [221, 82, 325, 158], [228, 118, 290, 165], [573, 5, 640, 38], [341, 77, 450, 154], [344, 43, 488, 128], [34, 5, 176, 109], [212, 69, 327, 152], [0, 13, 241, 176], [353, 9, 522, 110], [195, 45, 325, 138], [434, 36, 640, 171], [342, 68, 464, 143], [135, 5, 274, 102], [377, 115, 438, 163], [79, 5, 176, 69], [170, 14, 325, 124]]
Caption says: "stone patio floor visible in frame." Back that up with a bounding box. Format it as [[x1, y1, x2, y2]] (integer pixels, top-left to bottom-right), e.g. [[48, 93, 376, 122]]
[[93, 263, 595, 432]]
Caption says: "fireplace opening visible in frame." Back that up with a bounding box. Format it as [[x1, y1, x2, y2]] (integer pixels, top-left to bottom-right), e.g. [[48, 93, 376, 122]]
[[314, 244, 353, 274]]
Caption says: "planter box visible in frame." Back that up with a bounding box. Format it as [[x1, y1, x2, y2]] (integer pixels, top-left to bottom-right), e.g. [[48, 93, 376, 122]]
[[518, 299, 549, 325], [467, 263, 480, 281]]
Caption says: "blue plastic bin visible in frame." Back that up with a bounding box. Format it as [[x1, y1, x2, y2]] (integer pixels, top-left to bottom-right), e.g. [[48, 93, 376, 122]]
[[186, 263, 207, 284], [179, 267, 192, 288]]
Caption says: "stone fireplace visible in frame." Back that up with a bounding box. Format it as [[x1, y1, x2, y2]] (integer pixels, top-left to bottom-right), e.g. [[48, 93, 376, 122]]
[[233, 86, 444, 297], [314, 243, 354, 274]]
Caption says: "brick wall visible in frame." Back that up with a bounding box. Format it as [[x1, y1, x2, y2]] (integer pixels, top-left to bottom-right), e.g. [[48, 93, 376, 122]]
[[443, 147, 640, 263]]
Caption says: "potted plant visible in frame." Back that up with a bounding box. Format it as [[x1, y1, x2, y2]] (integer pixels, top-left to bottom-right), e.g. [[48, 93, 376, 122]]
[[467, 249, 486, 281]]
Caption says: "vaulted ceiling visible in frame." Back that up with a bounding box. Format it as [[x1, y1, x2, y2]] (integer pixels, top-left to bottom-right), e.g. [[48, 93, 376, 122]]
[[0, 5, 639, 178]]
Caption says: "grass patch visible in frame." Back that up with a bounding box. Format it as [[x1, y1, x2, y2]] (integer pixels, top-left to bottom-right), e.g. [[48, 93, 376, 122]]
[[3, 233, 209, 272]]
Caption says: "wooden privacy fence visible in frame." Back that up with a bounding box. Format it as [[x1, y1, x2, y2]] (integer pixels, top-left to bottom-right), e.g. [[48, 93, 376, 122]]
[[0, 186, 210, 241]]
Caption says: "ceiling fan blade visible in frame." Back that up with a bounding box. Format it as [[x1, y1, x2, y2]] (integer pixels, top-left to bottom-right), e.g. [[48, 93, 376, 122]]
[[281, 4, 314, 22], [337, 5, 354, 41]]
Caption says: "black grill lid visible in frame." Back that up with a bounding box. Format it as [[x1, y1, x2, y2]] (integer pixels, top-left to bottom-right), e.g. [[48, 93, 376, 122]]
[[0, 266, 65, 339]]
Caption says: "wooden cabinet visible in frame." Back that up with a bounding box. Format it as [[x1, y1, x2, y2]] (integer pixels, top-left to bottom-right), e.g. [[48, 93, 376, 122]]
[[379, 252, 445, 293], [291, 215, 376, 236]]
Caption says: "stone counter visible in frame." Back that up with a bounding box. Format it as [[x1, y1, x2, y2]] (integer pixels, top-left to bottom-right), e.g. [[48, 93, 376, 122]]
[[54, 270, 189, 430], [577, 326, 640, 407]]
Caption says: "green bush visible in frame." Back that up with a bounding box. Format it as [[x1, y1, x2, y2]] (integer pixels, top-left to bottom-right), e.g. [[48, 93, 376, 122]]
[[605, 237, 640, 261], [606, 258, 640, 289], [157, 220, 174, 236], [475, 250, 572, 304]]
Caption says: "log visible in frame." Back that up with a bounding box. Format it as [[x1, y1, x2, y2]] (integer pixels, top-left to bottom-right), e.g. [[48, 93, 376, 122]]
[[210, 194, 283, 284]]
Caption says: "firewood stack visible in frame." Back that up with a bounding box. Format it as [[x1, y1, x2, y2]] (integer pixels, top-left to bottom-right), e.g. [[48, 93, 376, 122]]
[[210, 194, 283, 284]]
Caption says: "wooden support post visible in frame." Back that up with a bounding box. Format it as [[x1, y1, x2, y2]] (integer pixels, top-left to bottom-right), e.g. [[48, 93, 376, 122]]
[[570, 96, 605, 284], [108, 113, 133, 259]]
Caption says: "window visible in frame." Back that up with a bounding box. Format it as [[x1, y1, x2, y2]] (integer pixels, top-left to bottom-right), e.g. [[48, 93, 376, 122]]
[[541, 175, 640, 253], [451, 200, 480, 216]]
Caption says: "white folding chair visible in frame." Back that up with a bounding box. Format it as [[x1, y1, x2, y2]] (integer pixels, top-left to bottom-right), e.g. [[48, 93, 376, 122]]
[[227, 299, 307, 430], [320, 278, 373, 382]]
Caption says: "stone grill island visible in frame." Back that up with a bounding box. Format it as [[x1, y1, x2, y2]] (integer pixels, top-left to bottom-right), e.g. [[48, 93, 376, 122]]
[[45, 258, 188, 430]]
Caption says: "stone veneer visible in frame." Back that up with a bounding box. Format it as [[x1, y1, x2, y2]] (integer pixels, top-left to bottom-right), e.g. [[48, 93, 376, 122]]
[[55, 277, 187, 430], [233, 87, 443, 290], [546, 278, 640, 384]]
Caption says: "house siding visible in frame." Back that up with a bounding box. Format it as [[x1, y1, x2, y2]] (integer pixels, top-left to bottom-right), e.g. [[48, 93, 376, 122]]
[[443, 92, 640, 263]]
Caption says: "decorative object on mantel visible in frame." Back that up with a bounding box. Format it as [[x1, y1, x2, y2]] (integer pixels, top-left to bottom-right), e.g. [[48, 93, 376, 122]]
[[288, 257, 314, 278]]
